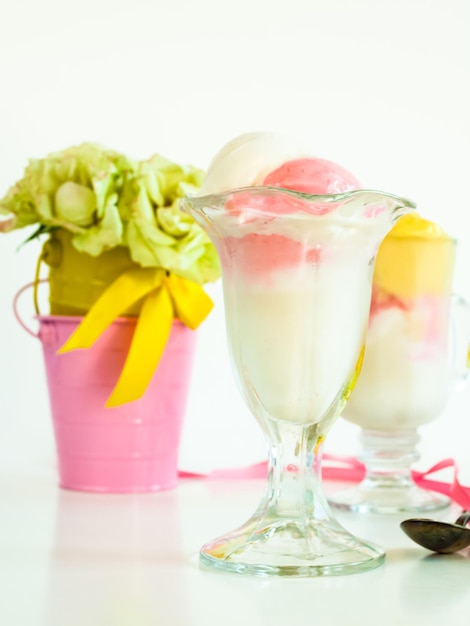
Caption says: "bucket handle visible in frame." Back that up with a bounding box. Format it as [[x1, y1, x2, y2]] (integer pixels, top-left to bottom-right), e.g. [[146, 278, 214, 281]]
[[13, 243, 48, 338], [13, 279, 48, 339]]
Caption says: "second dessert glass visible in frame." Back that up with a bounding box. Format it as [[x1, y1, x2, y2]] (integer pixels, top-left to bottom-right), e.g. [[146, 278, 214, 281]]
[[182, 187, 415, 577], [329, 222, 470, 514]]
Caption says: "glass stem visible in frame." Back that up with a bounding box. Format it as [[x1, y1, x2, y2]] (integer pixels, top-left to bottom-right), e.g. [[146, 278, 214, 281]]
[[359, 428, 420, 489], [257, 420, 331, 525]]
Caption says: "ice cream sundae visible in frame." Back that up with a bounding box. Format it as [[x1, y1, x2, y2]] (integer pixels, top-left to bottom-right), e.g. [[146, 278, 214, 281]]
[[181, 131, 415, 576], [342, 213, 456, 431], [191, 132, 410, 425]]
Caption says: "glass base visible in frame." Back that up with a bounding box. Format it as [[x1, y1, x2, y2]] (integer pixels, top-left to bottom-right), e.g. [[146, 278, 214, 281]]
[[199, 516, 385, 577], [328, 429, 451, 514], [328, 483, 450, 515]]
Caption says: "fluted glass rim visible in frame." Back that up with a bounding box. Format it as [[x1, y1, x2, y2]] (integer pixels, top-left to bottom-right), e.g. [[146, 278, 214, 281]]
[[182, 186, 417, 211]]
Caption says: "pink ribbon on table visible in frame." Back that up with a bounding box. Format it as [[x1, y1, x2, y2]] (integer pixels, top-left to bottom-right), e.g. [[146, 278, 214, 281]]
[[411, 458, 470, 510], [179, 454, 470, 510]]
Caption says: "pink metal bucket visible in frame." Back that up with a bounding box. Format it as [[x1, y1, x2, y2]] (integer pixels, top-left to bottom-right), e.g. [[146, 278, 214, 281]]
[[23, 308, 197, 492]]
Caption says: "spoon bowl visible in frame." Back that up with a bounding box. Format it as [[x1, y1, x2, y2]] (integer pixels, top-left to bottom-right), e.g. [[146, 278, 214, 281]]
[[400, 512, 470, 554]]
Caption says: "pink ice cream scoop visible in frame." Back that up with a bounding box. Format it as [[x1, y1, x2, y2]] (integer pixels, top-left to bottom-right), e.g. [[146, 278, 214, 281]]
[[244, 156, 361, 216], [262, 157, 361, 196], [224, 157, 361, 217]]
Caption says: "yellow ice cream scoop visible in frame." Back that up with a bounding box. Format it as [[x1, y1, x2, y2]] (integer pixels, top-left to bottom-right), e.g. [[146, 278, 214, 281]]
[[387, 213, 450, 239], [373, 213, 455, 298]]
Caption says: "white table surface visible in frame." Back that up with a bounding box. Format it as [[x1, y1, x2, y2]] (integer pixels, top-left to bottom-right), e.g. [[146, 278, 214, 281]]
[[1, 465, 469, 626], [1, 330, 470, 626]]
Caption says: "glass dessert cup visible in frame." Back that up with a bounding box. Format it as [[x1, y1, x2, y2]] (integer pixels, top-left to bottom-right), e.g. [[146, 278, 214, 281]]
[[182, 187, 415, 577], [329, 235, 466, 515]]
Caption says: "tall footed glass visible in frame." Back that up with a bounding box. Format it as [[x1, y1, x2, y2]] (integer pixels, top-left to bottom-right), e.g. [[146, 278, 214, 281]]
[[181, 187, 415, 577]]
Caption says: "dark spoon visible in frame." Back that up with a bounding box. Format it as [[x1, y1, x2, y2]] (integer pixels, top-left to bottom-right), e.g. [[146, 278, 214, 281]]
[[400, 511, 470, 553]]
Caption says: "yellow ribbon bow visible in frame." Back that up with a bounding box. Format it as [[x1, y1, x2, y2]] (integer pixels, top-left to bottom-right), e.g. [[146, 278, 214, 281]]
[[57, 268, 213, 407]]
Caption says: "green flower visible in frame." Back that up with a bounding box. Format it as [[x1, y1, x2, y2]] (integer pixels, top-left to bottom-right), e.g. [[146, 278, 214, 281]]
[[0, 143, 220, 285], [119, 156, 220, 284], [0, 143, 133, 254]]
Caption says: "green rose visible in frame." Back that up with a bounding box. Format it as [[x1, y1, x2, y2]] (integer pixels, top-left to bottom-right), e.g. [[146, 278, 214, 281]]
[[0, 143, 220, 285]]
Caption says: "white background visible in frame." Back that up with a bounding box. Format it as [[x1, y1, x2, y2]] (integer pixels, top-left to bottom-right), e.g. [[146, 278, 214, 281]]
[[0, 0, 469, 477]]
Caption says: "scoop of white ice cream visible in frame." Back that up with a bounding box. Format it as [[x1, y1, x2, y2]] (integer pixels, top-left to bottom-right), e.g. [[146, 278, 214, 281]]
[[198, 131, 310, 195]]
